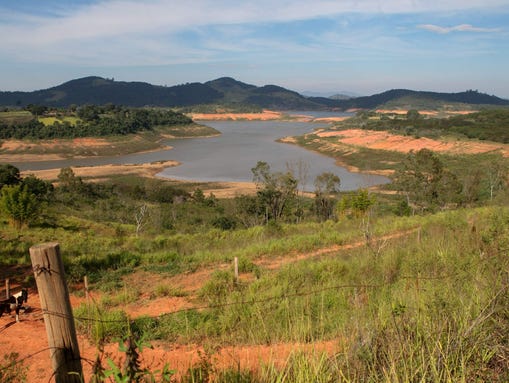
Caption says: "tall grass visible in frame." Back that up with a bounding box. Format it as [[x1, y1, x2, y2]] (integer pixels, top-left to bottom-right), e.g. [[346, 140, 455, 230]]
[[129, 206, 508, 381], [5, 198, 509, 380]]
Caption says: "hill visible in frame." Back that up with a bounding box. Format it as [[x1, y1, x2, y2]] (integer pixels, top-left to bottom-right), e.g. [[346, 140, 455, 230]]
[[1, 76, 508, 110], [0, 76, 223, 108], [336, 89, 509, 110]]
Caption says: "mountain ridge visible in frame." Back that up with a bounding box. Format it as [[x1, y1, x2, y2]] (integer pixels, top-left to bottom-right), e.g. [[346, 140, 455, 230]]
[[0, 76, 507, 110]]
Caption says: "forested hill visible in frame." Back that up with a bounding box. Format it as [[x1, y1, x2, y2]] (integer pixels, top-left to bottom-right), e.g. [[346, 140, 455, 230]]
[[0, 77, 223, 108], [0, 76, 507, 110], [329, 89, 509, 109]]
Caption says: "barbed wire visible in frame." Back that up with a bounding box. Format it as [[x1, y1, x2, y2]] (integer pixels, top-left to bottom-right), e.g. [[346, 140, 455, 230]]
[[1, 271, 506, 377], [39, 272, 462, 325], [0, 347, 52, 373]]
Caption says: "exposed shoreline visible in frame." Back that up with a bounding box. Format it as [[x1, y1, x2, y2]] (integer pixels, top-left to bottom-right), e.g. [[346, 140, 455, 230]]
[[8, 110, 388, 196]]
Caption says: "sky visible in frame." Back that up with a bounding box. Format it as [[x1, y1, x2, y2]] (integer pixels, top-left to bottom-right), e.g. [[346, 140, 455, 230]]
[[0, 0, 508, 98]]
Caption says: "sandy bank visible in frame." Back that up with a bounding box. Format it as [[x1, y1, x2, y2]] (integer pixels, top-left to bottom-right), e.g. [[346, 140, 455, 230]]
[[21, 161, 180, 182], [317, 129, 509, 156], [189, 110, 286, 121]]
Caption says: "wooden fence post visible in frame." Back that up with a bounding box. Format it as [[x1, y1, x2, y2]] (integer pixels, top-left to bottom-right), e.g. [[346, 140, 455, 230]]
[[234, 257, 239, 283], [84, 276, 89, 301], [29, 243, 83, 383], [5, 278, 10, 299]]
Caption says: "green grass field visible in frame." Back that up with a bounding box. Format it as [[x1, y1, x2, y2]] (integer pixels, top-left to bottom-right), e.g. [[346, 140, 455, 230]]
[[2, 187, 508, 381], [0, 110, 33, 124], [38, 116, 81, 126]]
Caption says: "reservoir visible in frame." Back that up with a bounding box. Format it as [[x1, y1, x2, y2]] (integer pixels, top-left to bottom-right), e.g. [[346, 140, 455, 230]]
[[159, 120, 388, 191], [15, 119, 389, 191]]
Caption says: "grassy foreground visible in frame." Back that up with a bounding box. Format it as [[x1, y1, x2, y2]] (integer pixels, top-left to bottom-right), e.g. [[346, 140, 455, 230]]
[[3, 200, 508, 381]]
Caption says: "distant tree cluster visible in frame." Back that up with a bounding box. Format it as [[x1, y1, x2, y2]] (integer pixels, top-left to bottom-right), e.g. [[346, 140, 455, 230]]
[[0, 164, 53, 228], [393, 148, 508, 213], [0, 105, 192, 140], [348, 109, 509, 144]]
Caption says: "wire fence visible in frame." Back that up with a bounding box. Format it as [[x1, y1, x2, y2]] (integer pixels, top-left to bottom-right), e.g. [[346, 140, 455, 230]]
[[0, 241, 502, 379]]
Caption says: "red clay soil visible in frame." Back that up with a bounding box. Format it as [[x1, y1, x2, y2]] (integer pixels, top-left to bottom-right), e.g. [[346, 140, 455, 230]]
[[0, 228, 415, 381], [0, 303, 341, 382], [317, 129, 509, 157]]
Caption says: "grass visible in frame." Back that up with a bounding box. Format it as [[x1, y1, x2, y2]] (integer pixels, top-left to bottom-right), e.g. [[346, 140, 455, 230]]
[[38, 116, 81, 126], [3, 174, 509, 381], [0, 110, 33, 124], [154, 123, 220, 138], [0, 122, 219, 158], [66, 205, 509, 381]]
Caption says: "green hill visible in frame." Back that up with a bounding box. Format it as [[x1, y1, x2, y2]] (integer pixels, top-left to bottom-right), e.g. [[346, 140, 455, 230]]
[[337, 89, 509, 110], [1, 77, 508, 110]]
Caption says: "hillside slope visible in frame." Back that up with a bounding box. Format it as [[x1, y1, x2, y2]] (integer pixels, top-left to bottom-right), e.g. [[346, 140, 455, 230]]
[[1, 77, 507, 109]]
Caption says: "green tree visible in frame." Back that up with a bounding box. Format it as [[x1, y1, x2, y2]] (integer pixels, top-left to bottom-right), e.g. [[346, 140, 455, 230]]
[[406, 109, 421, 121], [57, 167, 84, 192], [0, 164, 21, 189], [314, 172, 341, 221], [337, 189, 376, 218], [251, 161, 298, 222], [1, 184, 39, 229], [21, 174, 54, 199], [393, 149, 462, 212]]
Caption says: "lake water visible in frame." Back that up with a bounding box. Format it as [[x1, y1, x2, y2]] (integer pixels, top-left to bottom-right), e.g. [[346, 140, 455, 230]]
[[159, 121, 388, 191], [14, 118, 389, 191]]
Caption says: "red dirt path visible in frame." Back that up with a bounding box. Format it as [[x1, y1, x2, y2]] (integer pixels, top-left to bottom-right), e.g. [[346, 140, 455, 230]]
[[0, 228, 415, 381]]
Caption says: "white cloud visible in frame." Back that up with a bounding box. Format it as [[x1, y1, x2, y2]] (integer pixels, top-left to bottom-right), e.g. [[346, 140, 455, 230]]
[[2, 0, 508, 45], [0, 0, 507, 67], [418, 24, 502, 34]]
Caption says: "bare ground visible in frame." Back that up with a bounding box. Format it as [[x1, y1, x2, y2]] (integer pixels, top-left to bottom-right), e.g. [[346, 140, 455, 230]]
[[0, 227, 417, 382], [316, 129, 509, 157]]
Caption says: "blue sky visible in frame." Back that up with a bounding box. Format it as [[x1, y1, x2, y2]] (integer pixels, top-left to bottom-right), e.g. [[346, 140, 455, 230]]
[[1, 0, 508, 98]]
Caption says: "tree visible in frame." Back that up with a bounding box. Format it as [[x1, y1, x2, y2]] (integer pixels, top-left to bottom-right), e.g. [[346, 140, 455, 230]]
[[337, 189, 376, 218], [486, 156, 508, 201], [25, 104, 47, 117], [0, 164, 21, 189], [393, 148, 462, 212], [314, 172, 341, 221], [251, 161, 298, 222], [1, 185, 39, 229], [57, 167, 84, 192], [135, 204, 148, 237], [21, 174, 54, 199], [406, 109, 421, 121]]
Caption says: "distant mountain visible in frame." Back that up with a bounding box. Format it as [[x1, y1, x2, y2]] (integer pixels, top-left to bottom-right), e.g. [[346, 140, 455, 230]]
[[0, 77, 507, 110], [0, 76, 223, 107], [329, 92, 363, 100], [337, 89, 509, 110]]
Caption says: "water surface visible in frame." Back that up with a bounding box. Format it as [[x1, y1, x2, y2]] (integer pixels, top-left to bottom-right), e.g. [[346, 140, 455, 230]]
[[159, 120, 388, 191], [14, 119, 389, 191]]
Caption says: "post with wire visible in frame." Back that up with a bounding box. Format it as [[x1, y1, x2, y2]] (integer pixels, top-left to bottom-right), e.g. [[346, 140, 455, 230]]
[[29, 242, 83, 383]]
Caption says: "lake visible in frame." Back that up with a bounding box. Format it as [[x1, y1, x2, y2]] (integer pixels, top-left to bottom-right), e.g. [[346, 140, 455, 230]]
[[159, 120, 388, 191], [14, 118, 389, 191]]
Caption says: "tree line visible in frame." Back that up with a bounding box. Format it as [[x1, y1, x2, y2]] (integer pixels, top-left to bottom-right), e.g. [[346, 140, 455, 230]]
[[0, 104, 192, 139], [1, 147, 507, 232], [350, 108, 509, 143]]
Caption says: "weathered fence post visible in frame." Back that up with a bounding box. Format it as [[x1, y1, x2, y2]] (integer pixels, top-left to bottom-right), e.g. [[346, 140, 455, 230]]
[[5, 278, 10, 299], [234, 257, 239, 283], [84, 275, 89, 301], [29, 243, 83, 383]]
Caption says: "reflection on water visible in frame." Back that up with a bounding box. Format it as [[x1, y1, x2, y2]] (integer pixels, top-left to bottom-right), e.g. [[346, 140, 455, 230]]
[[14, 119, 389, 192]]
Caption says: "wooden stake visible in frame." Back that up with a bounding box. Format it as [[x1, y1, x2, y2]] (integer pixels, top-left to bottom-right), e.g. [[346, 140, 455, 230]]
[[234, 257, 239, 283], [84, 275, 89, 301], [29, 243, 83, 383], [5, 278, 10, 299]]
